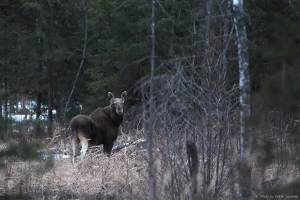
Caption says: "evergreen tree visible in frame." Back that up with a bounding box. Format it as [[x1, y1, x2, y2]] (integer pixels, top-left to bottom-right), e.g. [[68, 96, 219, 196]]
[[247, 0, 300, 195], [21, 0, 92, 125]]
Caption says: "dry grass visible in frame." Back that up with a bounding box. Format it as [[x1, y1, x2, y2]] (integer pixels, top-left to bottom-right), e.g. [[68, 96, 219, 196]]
[[0, 127, 151, 200], [34, 149, 148, 199], [2, 121, 299, 199]]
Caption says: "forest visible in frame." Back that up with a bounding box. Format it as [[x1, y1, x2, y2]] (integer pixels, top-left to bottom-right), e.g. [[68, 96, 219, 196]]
[[0, 0, 300, 199]]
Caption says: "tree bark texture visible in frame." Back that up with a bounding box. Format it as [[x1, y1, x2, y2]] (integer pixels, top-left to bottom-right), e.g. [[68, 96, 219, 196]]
[[232, 0, 252, 199]]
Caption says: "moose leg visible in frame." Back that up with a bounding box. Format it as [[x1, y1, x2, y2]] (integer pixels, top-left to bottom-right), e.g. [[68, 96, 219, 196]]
[[102, 142, 113, 175], [80, 138, 89, 162], [72, 140, 79, 164], [104, 142, 114, 157]]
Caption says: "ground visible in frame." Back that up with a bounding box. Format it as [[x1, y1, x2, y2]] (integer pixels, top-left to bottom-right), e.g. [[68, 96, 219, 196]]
[[0, 132, 150, 200]]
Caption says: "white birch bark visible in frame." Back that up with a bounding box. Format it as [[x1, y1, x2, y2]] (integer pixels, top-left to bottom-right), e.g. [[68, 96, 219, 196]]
[[232, 0, 252, 199]]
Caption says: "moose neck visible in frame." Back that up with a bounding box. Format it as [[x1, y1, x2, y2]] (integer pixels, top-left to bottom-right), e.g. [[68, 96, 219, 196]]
[[103, 106, 123, 125]]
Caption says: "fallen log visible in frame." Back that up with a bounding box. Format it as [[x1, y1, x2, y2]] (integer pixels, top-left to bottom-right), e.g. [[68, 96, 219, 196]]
[[88, 138, 148, 152]]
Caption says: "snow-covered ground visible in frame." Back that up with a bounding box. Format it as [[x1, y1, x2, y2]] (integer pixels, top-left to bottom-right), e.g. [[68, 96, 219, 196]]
[[2, 100, 57, 133], [2, 100, 56, 122]]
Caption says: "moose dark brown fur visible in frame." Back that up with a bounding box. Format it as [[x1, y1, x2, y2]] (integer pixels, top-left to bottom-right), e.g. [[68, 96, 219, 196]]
[[70, 91, 127, 164]]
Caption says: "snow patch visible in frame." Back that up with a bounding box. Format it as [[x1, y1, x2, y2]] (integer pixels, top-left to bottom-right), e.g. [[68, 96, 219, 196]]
[[233, 0, 242, 6]]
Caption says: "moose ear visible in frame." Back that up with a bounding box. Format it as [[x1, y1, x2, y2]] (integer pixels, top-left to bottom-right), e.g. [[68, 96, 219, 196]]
[[108, 92, 114, 99], [121, 91, 127, 101]]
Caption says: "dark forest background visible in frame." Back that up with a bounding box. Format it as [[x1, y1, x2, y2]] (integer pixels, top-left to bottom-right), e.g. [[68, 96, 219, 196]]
[[1, 0, 300, 199]]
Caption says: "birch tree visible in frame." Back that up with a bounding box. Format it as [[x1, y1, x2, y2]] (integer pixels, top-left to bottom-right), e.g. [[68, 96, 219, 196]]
[[232, 0, 251, 199]]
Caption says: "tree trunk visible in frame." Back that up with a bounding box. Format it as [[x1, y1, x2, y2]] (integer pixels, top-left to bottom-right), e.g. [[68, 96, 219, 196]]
[[232, 0, 252, 199], [47, 60, 54, 134], [187, 141, 200, 200], [36, 91, 42, 119], [36, 21, 43, 121], [4, 77, 8, 134], [36, 56, 43, 121], [148, 0, 156, 199], [47, 4, 55, 135]]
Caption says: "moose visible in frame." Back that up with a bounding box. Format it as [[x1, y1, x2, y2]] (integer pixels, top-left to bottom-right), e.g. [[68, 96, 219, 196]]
[[70, 91, 127, 164]]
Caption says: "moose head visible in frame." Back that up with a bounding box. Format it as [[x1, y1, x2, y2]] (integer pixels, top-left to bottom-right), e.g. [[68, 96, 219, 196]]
[[108, 91, 127, 115]]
